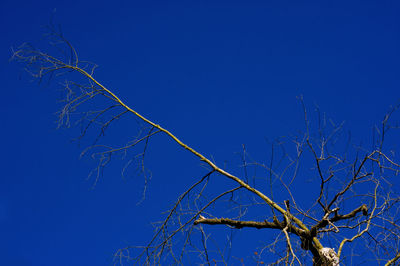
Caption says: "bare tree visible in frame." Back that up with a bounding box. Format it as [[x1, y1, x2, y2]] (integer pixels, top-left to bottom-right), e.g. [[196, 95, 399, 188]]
[[13, 30, 400, 265]]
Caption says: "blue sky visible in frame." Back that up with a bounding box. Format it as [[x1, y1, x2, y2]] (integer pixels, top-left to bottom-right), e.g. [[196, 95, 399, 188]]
[[2, 0, 400, 265]]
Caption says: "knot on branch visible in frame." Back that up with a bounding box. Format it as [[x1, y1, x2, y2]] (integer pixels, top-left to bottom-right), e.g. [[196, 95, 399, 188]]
[[360, 204, 368, 216], [301, 235, 313, 250], [299, 229, 314, 251]]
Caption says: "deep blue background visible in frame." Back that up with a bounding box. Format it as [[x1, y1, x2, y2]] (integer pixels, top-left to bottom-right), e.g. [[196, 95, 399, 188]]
[[2, 0, 400, 265]]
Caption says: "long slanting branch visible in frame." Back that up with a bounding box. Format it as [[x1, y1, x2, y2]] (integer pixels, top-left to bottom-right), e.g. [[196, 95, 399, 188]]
[[14, 46, 324, 250], [71, 66, 322, 245]]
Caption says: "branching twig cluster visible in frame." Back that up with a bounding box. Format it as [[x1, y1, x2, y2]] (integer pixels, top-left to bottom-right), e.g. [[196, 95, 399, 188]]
[[13, 30, 400, 265]]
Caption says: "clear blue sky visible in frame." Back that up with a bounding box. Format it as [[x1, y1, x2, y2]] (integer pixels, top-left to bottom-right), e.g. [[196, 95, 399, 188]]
[[1, 0, 400, 265]]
